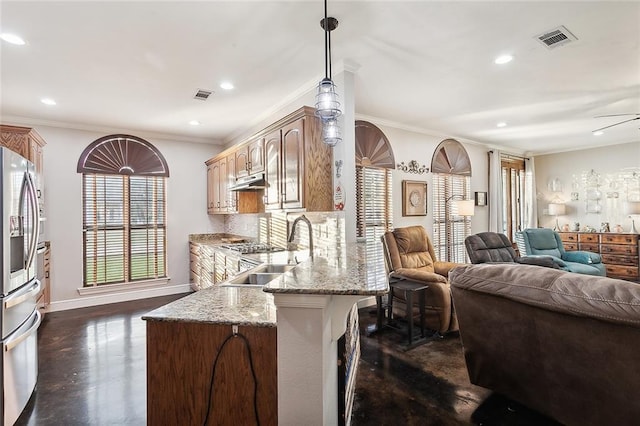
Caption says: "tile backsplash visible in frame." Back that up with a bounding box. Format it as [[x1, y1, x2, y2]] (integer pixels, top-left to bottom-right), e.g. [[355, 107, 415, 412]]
[[224, 211, 345, 252]]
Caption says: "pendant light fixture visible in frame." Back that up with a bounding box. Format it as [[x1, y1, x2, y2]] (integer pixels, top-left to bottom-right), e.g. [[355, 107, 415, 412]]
[[315, 0, 342, 146]]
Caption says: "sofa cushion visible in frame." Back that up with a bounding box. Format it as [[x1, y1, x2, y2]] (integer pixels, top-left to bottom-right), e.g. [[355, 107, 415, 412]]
[[449, 263, 640, 326]]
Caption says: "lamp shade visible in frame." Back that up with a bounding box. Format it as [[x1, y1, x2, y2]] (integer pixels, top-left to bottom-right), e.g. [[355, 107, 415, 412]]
[[452, 199, 475, 217], [624, 201, 640, 215], [548, 203, 566, 216]]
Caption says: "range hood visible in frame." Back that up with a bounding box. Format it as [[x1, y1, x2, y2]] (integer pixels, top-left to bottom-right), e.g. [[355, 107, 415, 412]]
[[229, 173, 266, 191]]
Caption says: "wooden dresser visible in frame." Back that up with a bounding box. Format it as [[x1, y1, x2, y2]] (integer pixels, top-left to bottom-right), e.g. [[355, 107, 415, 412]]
[[558, 232, 639, 282]]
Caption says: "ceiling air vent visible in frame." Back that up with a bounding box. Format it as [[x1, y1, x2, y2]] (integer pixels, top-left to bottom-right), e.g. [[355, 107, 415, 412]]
[[535, 25, 578, 49], [193, 89, 213, 101]]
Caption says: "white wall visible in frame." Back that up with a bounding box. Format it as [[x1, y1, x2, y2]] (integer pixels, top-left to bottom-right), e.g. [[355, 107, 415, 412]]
[[36, 125, 224, 308], [372, 124, 490, 237], [535, 141, 640, 231]]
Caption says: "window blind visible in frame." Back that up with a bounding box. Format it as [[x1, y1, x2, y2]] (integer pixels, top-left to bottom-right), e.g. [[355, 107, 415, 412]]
[[356, 166, 393, 279], [83, 174, 166, 286], [433, 173, 471, 263], [501, 158, 525, 241]]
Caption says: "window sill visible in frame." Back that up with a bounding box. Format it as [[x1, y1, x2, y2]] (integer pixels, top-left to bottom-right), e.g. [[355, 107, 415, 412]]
[[77, 278, 171, 296]]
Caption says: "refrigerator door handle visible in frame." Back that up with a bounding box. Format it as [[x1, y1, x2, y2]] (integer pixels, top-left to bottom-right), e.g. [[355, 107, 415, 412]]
[[24, 172, 40, 272], [5, 310, 41, 352], [4, 280, 41, 309]]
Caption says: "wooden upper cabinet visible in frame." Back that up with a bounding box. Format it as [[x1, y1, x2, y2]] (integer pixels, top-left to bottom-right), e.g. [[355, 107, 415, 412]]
[[236, 137, 265, 178], [281, 119, 304, 210], [226, 152, 237, 213], [206, 160, 219, 214], [0, 125, 46, 179], [218, 157, 228, 211], [235, 147, 250, 178], [247, 138, 265, 174], [264, 130, 282, 211], [204, 106, 332, 214]]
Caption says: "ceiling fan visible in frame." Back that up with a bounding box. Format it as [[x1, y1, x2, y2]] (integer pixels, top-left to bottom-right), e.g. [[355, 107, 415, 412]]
[[592, 113, 640, 133]]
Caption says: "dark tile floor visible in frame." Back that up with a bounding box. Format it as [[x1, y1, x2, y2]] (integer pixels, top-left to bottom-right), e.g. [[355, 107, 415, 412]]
[[15, 295, 558, 425]]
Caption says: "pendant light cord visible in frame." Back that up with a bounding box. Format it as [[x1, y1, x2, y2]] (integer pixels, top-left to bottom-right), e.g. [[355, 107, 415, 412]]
[[324, 0, 329, 79]]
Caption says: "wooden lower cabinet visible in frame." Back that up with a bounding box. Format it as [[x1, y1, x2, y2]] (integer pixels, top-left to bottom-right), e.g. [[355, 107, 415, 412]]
[[147, 321, 277, 426], [559, 232, 639, 282]]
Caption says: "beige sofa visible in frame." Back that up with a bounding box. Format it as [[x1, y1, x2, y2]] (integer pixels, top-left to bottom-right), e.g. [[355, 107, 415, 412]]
[[449, 263, 640, 426]]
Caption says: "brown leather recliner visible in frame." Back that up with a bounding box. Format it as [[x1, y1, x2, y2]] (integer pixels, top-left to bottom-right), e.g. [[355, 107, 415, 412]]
[[381, 225, 460, 334]]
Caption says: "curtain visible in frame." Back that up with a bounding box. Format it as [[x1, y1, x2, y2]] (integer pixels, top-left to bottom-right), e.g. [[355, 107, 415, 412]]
[[488, 150, 504, 232], [524, 157, 538, 229]]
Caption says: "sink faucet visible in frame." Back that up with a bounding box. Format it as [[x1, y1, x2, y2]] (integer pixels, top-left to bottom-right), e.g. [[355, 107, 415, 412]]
[[288, 214, 313, 260]]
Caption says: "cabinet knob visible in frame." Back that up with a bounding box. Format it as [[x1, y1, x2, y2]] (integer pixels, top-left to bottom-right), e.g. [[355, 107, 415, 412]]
[[248, 161, 252, 170]]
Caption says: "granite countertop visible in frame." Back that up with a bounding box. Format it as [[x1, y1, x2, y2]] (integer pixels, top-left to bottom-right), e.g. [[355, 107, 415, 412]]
[[263, 243, 389, 296], [189, 233, 251, 244], [143, 241, 388, 326], [142, 285, 276, 327]]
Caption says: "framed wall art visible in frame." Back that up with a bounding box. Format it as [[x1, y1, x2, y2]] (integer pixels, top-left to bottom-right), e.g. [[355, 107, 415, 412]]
[[475, 191, 487, 206], [402, 180, 427, 216]]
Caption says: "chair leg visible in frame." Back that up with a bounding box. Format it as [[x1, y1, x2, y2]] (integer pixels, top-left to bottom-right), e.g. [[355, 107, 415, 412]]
[[406, 290, 414, 345]]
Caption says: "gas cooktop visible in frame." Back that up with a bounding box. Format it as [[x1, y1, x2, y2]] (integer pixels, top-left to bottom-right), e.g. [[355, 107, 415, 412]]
[[221, 242, 285, 254]]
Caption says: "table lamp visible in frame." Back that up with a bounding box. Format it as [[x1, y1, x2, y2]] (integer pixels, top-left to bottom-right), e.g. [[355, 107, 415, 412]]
[[548, 203, 566, 231], [624, 201, 640, 234]]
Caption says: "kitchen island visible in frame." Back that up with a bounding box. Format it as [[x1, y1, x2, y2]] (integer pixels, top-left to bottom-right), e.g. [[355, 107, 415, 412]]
[[143, 242, 388, 425]]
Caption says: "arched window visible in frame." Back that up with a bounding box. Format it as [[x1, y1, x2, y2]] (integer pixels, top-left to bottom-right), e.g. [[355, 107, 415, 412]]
[[431, 139, 472, 262], [78, 135, 169, 287], [355, 120, 395, 243]]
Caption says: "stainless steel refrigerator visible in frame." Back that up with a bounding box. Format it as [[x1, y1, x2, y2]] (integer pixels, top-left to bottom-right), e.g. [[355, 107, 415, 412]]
[[0, 147, 42, 425]]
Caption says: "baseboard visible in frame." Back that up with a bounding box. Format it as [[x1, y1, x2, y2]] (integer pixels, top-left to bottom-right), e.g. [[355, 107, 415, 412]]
[[46, 283, 192, 312]]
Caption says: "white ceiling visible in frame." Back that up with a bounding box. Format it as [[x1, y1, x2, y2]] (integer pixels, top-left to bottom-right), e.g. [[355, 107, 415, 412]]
[[1, 1, 639, 155]]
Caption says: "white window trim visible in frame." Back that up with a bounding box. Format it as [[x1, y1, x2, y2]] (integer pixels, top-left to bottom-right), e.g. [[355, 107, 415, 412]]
[[77, 277, 171, 296]]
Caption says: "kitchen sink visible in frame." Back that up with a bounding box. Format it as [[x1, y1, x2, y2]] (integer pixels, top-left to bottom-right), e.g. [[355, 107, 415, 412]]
[[251, 264, 296, 274], [228, 273, 282, 286], [221, 264, 296, 287]]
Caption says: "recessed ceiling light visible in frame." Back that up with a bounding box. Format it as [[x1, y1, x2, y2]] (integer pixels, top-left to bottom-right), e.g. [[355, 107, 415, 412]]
[[0, 33, 26, 45], [189, 120, 201, 126], [496, 122, 507, 128], [494, 55, 513, 65], [220, 82, 234, 90], [593, 130, 604, 136], [41, 98, 56, 106]]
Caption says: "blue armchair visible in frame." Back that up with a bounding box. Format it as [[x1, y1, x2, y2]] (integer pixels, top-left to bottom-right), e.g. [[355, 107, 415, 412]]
[[515, 228, 606, 276]]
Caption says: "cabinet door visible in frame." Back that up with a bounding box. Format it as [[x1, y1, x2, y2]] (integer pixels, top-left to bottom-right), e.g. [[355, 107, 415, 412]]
[[264, 130, 282, 210], [235, 147, 249, 178], [213, 251, 227, 283], [206, 163, 216, 214], [29, 138, 44, 177], [281, 118, 304, 210], [226, 153, 237, 213], [219, 157, 228, 211], [248, 138, 265, 174]]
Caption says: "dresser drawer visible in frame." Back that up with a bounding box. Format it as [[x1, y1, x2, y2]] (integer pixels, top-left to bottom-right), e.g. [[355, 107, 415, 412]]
[[601, 254, 638, 266], [559, 232, 578, 243], [601, 234, 639, 245], [578, 233, 599, 243], [601, 244, 638, 255], [563, 243, 578, 251], [606, 264, 639, 279], [579, 243, 599, 252]]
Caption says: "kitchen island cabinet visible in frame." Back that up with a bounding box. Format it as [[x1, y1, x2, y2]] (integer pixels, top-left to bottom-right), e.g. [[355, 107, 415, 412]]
[[147, 320, 277, 425], [144, 242, 388, 425]]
